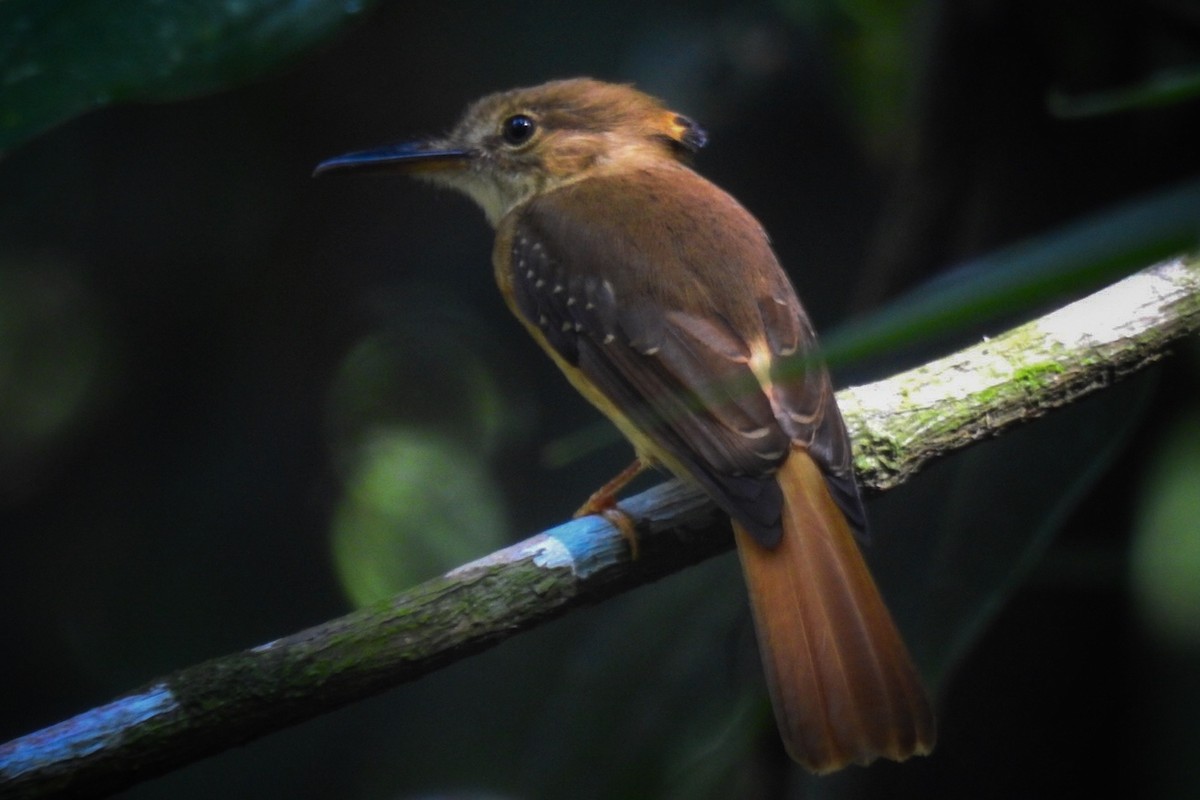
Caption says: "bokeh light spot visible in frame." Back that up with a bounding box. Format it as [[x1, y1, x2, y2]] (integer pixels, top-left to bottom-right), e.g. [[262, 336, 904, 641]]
[[331, 428, 508, 607], [1132, 413, 1200, 650]]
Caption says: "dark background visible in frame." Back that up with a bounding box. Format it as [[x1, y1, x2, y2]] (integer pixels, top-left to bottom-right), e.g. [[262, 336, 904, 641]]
[[3, 1, 1200, 797]]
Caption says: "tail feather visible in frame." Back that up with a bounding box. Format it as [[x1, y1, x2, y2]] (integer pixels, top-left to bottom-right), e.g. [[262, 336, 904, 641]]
[[734, 451, 935, 772]]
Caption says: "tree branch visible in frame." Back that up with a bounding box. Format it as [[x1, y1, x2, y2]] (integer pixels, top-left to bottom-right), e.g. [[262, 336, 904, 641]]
[[843, 254, 1200, 490], [3, 254, 1199, 799]]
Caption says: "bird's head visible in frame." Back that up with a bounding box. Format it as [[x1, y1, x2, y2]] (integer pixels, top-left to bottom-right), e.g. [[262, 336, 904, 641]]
[[315, 78, 707, 225]]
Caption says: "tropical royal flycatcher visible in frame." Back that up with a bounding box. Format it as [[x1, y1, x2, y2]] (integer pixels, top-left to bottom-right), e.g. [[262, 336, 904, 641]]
[[316, 78, 935, 772]]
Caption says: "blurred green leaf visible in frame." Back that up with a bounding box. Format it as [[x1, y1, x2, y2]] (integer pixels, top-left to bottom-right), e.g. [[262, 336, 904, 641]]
[[1132, 403, 1200, 651], [331, 428, 509, 606], [1049, 66, 1200, 119], [0, 0, 375, 153], [325, 300, 522, 606], [824, 179, 1200, 370]]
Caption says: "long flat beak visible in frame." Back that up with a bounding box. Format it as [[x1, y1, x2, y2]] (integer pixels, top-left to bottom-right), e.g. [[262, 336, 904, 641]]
[[313, 141, 471, 177]]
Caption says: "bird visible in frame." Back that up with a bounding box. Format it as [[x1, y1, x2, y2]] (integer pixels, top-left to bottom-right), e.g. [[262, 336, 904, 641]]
[[315, 78, 935, 773]]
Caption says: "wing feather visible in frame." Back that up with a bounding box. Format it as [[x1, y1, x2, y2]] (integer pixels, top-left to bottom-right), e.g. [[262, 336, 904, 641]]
[[500, 164, 864, 542]]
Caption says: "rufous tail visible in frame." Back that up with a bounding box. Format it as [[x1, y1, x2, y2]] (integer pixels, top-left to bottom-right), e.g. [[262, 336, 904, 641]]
[[733, 450, 935, 773]]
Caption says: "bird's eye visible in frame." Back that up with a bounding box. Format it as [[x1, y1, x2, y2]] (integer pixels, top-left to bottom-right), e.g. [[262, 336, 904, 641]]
[[501, 114, 536, 145]]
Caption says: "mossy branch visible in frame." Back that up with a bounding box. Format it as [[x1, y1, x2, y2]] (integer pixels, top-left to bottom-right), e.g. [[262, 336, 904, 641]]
[[3, 254, 1199, 799], [842, 254, 1200, 489]]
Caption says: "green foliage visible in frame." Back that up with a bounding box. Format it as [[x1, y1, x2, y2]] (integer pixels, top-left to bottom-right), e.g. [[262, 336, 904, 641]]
[[1133, 403, 1200, 650], [331, 429, 509, 606], [0, 0, 375, 152], [824, 180, 1200, 369], [1050, 66, 1200, 119]]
